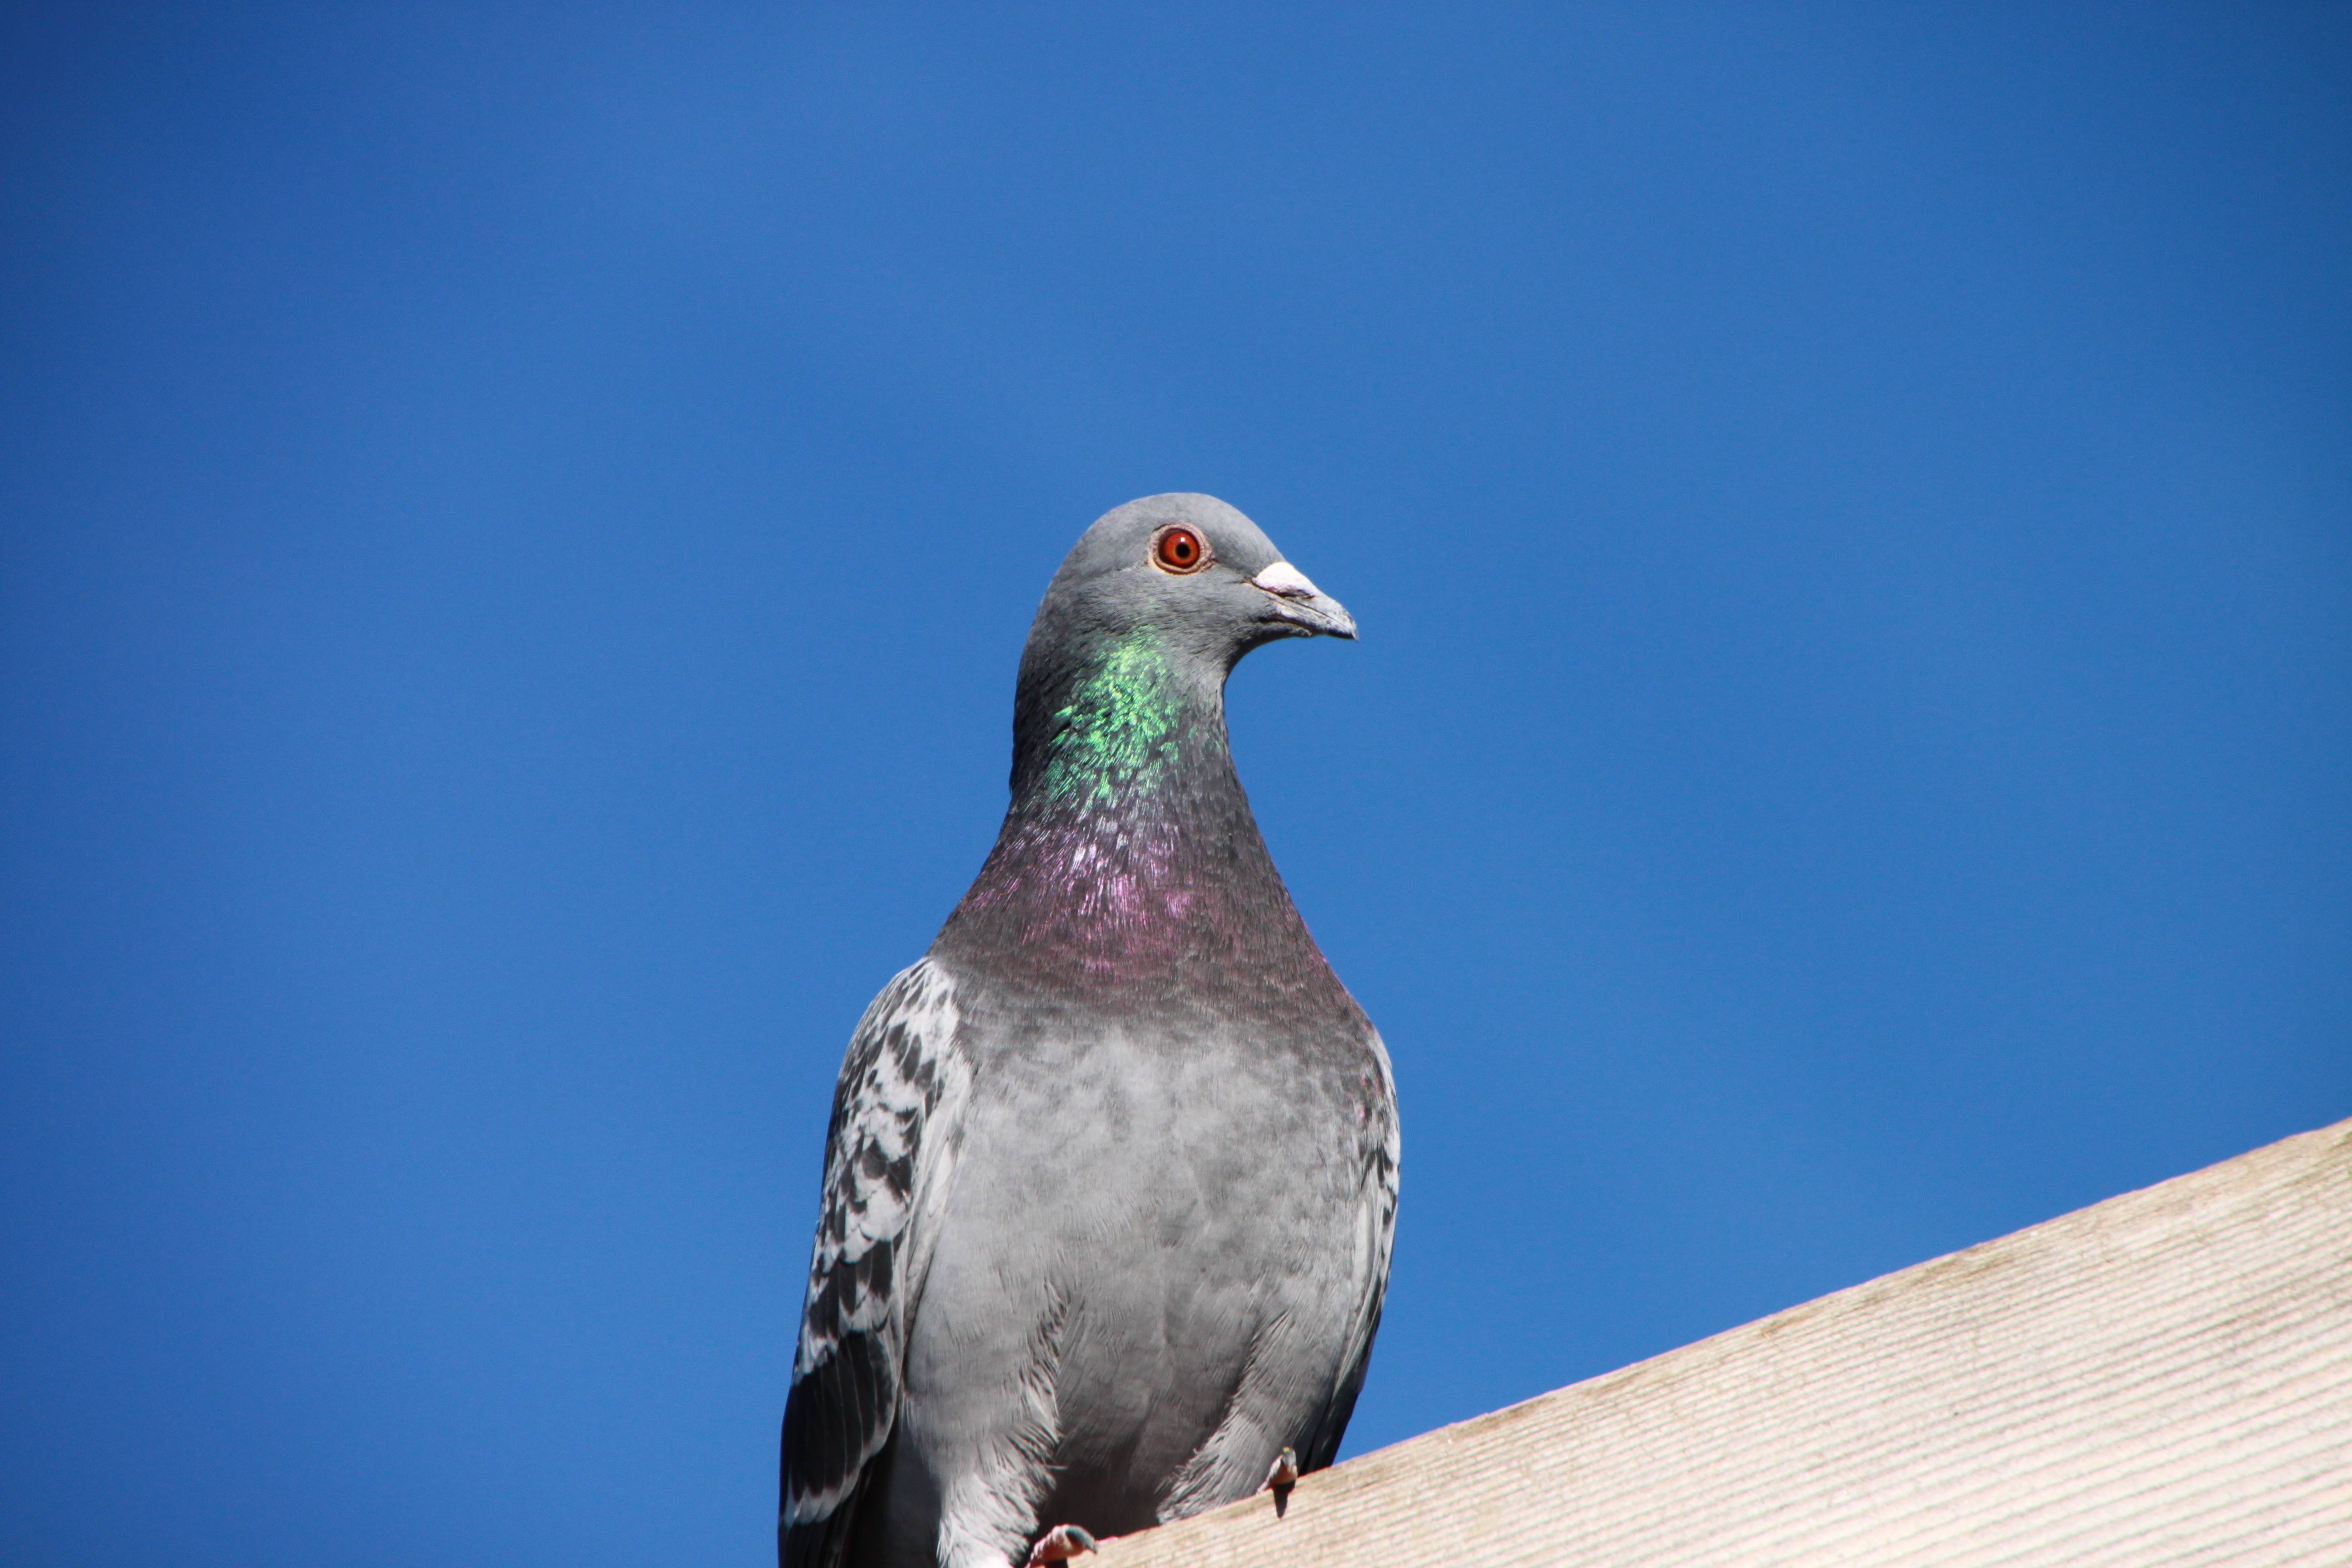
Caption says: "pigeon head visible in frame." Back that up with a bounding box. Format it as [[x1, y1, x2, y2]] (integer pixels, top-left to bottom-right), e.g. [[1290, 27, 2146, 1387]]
[[1032, 493, 1355, 666], [1009, 494, 1355, 809]]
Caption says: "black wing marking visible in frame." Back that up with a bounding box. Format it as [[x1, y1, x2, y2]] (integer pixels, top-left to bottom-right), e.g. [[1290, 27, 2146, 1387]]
[[781, 960, 971, 1568]]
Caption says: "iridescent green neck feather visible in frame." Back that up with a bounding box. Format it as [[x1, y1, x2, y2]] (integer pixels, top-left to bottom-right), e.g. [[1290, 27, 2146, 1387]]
[[1035, 636, 1197, 808], [940, 623, 1319, 1003]]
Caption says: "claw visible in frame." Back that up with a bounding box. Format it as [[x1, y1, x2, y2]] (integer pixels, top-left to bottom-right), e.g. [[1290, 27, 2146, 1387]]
[[1265, 1446, 1299, 1491], [1024, 1524, 1099, 1567]]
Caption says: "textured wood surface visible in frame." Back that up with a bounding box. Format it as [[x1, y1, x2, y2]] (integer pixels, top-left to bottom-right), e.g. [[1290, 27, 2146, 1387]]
[[1095, 1118, 2352, 1567]]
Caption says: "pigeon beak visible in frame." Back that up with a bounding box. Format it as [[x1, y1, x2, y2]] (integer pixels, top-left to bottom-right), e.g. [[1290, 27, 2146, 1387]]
[[1251, 561, 1358, 640]]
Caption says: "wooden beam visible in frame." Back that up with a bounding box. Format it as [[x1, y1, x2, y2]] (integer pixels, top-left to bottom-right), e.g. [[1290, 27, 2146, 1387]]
[[1097, 1118, 2352, 1567]]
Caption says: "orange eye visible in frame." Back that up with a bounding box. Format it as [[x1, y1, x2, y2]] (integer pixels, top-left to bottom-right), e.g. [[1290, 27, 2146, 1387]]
[[1153, 526, 1209, 574]]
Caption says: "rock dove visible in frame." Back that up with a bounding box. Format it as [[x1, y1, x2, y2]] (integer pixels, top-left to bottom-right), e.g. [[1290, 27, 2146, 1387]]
[[780, 495, 1400, 1568]]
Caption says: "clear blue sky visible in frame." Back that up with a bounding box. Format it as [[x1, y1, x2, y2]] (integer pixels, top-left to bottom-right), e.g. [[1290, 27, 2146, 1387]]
[[3, 6, 2346, 1564]]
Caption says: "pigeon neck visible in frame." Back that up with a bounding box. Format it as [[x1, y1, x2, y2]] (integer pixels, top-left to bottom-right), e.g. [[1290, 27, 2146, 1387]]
[[932, 630, 1329, 1002], [1015, 634, 1224, 810]]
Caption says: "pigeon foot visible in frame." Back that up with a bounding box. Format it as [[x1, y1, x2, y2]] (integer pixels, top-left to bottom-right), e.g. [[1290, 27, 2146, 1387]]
[[1264, 1446, 1299, 1492], [1023, 1524, 1099, 1567]]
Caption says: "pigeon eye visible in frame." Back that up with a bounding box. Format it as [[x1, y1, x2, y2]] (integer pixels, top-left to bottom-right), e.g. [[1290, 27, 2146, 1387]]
[[1152, 526, 1210, 574]]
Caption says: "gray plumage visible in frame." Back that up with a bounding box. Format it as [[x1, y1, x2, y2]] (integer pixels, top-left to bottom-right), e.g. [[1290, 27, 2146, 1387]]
[[781, 495, 1399, 1568]]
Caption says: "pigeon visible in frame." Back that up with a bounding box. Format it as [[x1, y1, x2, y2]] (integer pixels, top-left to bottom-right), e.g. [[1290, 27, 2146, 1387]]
[[780, 494, 1400, 1568]]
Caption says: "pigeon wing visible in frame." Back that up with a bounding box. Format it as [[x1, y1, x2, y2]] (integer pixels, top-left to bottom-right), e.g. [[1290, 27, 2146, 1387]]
[[1302, 1028, 1401, 1472], [780, 960, 971, 1568]]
